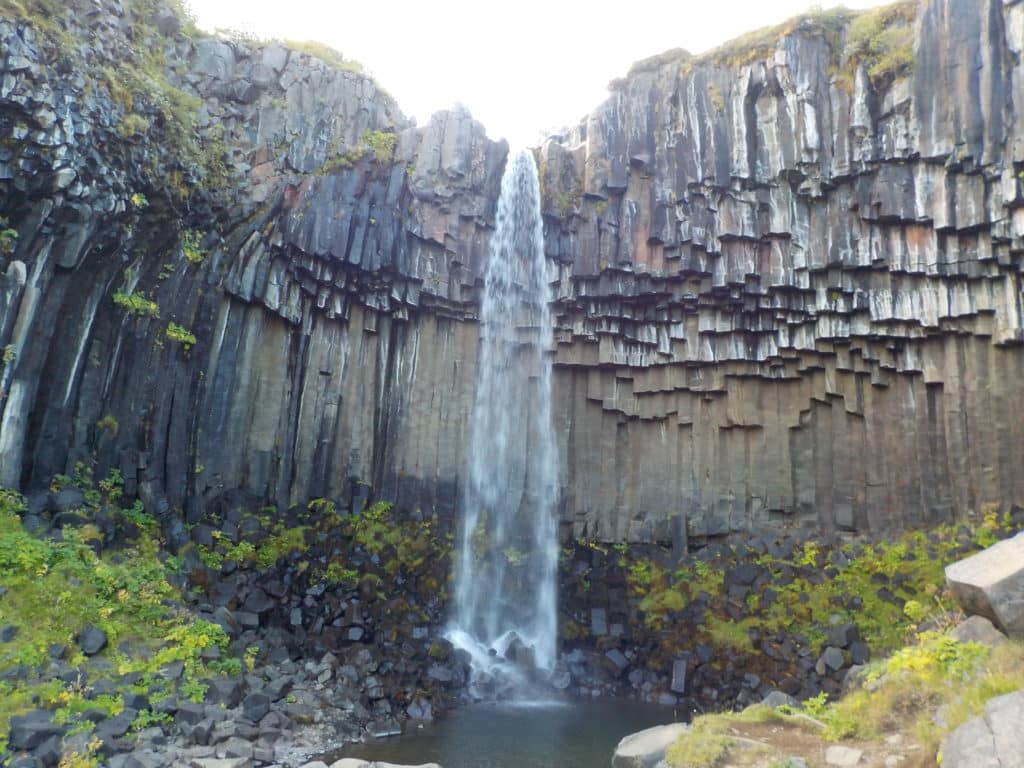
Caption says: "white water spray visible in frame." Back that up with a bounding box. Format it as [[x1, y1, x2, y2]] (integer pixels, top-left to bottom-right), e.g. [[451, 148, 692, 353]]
[[449, 150, 559, 698]]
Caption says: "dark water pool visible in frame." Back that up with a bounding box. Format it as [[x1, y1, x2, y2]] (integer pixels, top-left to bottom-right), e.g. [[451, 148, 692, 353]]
[[328, 699, 685, 768]]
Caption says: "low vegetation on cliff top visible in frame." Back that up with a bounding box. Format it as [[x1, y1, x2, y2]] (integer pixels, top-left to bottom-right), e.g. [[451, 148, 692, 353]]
[[688, 0, 916, 90], [1, 0, 231, 206], [279, 40, 362, 73]]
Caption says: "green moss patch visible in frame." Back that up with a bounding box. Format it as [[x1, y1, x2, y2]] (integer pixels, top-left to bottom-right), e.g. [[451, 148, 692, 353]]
[[605, 510, 1020, 677], [0, 486, 240, 751]]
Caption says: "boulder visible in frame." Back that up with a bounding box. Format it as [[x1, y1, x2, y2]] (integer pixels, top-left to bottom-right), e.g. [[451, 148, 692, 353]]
[[848, 641, 870, 665], [945, 531, 1024, 639], [612, 723, 688, 768], [604, 649, 629, 676], [549, 662, 571, 690], [816, 646, 845, 674], [940, 689, 1024, 768], [426, 664, 453, 683], [826, 623, 859, 649], [175, 701, 206, 726], [940, 716, 1001, 768], [367, 717, 402, 738], [406, 697, 433, 721], [77, 625, 108, 655], [33, 735, 61, 767], [242, 589, 274, 615], [241, 692, 270, 722], [207, 677, 245, 708], [50, 487, 85, 514], [725, 563, 758, 586], [761, 690, 799, 709], [950, 615, 1009, 648], [217, 737, 255, 760], [96, 710, 136, 740], [8, 710, 64, 751]]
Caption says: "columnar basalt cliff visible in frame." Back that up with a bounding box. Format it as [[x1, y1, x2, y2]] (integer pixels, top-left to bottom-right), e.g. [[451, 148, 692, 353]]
[[0, 0, 505, 531], [540, 0, 1024, 542], [1, 0, 1023, 544]]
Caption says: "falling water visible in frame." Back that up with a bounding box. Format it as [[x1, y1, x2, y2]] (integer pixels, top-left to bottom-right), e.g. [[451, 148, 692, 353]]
[[449, 150, 559, 698]]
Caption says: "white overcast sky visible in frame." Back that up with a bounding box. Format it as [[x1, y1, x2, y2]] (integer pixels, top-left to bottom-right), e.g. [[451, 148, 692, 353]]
[[188, 0, 886, 147]]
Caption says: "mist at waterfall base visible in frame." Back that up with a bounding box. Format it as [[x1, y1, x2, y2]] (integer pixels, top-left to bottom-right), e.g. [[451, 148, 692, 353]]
[[447, 149, 561, 700]]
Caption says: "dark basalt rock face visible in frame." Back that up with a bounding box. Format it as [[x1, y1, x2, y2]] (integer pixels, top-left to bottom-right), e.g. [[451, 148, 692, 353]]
[[0, 0, 504, 530], [539, 0, 1024, 542], [1, 0, 1024, 543]]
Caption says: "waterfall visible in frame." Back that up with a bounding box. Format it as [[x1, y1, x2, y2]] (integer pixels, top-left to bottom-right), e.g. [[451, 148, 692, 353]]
[[449, 149, 560, 698]]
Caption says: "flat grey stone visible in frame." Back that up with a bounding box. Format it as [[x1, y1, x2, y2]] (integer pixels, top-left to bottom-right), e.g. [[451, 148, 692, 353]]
[[940, 712, 1001, 768], [190, 759, 252, 768], [985, 690, 1024, 768], [761, 690, 799, 709], [824, 745, 862, 766], [612, 723, 688, 768]]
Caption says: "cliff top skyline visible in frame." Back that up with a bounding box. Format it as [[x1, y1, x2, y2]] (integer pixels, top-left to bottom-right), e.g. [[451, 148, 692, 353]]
[[189, 0, 888, 148]]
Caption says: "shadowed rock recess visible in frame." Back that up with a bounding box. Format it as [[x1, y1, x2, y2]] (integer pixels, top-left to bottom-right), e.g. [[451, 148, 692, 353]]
[[2, 0, 1024, 544]]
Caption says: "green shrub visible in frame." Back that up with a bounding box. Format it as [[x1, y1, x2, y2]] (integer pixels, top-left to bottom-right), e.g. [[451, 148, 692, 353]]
[[323, 562, 359, 587], [98, 468, 124, 502], [705, 616, 756, 654], [0, 217, 18, 255], [838, 1, 916, 89], [96, 414, 119, 437], [362, 130, 397, 164], [165, 322, 196, 349], [113, 291, 159, 318], [181, 230, 204, 264], [118, 113, 151, 137], [131, 709, 172, 732]]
